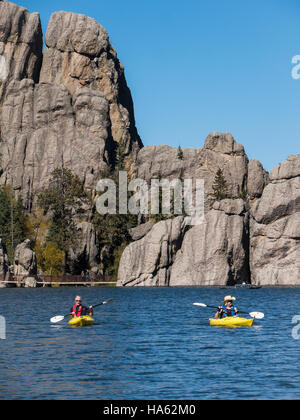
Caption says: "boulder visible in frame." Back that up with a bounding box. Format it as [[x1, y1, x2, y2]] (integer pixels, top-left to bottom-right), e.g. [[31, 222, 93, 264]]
[[248, 159, 269, 200], [129, 222, 154, 241], [14, 239, 37, 277], [250, 154, 300, 285], [117, 217, 188, 286], [169, 199, 250, 286], [24, 277, 37, 288]]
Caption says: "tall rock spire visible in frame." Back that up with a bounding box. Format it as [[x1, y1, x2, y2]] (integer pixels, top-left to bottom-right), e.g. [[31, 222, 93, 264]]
[[0, 3, 143, 209]]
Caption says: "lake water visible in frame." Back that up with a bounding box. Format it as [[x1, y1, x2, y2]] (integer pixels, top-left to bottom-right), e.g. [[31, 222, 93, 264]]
[[0, 287, 300, 400]]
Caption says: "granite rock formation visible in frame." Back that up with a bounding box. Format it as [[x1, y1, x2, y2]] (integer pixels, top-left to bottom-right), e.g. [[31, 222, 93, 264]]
[[0, 1, 43, 100], [0, 80, 111, 208], [136, 132, 249, 211], [117, 200, 250, 287], [14, 239, 37, 277], [170, 199, 250, 286], [247, 159, 269, 200], [118, 154, 299, 287], [68, 221, 99, 273], [40, 11, 142, 157], [117, 217, 188, 286], [0, 2, 142, 208], [0, 2, 143, 272], [250, 154, 300, 286]]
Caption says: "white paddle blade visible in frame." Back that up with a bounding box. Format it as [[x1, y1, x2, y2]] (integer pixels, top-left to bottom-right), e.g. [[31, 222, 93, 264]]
[[103, 298, 113, 305], [50, 316, 65, 324], [193, 303, 207, 307], [249, 312, 264, 319]]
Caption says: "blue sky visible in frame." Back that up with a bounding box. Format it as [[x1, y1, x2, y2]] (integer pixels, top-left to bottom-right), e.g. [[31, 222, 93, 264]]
[[19, 0, 300, 171]]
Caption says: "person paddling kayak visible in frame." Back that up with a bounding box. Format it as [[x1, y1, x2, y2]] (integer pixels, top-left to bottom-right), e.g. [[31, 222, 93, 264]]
[[215, 296, 239, 319], [71, 296, 93, 318]]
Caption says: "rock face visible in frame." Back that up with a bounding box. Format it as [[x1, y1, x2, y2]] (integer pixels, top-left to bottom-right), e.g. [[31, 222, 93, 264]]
[[0, 2, 143, 272], [117, 217, 188, 286], [250, 154, 300, 286], [129, 221, 154, 241], [40, 11, 142, 157], [14, 239, 37, 277], [136, 132, 249, 211], [0, 3, 142, 210], [0, 1, 42, 100], [0, 80, 112, 207], [68, 222, 99, 273], [248, 159, 269, 200], [169, 199, 249, 286], [118, 200, 250, 287]]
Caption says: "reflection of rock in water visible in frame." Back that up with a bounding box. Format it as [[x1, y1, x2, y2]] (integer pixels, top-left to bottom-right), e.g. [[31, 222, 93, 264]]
[[0, 55, 7, 81]]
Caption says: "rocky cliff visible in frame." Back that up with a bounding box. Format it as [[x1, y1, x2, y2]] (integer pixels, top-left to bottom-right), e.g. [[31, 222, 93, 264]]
[[250, 154, 300, 286], [0, 1, 143, 274], [0, 1, 42, 100], [118, 217, 187, 286], [118, 151, 299, 287], [136, 132, 249, 211], [0, 2, 142, 210]]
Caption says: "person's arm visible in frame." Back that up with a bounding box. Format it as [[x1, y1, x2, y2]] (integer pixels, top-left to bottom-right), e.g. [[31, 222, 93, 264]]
[[88, 306, 94, 316], [215, 306, 223, 318]]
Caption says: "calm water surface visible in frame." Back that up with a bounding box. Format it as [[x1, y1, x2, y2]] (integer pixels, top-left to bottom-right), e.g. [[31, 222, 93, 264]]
[[0, 287, 300, 400]]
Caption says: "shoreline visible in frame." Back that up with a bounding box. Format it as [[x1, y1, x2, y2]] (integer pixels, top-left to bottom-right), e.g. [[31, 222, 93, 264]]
[[1, 283, 300, 289]]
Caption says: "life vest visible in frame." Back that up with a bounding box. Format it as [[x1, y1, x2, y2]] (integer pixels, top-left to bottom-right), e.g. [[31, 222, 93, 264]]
[[72, 304, 83, 317], [221, 304, 236, 317]]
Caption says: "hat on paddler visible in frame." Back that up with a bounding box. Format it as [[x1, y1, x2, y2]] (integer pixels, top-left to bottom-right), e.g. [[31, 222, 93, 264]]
[[224, 295, 236, 303]]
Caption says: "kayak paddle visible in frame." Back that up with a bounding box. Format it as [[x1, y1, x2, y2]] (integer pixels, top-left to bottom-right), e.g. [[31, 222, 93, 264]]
[[50, 298, 114, 324], [193, 302, 264, 319]]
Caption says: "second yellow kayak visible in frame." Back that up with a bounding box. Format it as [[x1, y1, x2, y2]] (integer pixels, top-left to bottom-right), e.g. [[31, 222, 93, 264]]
[[68, 316, 94, 327], [209, 316, 254, 327]]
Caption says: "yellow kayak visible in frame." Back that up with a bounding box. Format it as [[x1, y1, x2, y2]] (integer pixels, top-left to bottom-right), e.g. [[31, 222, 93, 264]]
[[209, 316, 254, 327], [69, 316, 94, 327]]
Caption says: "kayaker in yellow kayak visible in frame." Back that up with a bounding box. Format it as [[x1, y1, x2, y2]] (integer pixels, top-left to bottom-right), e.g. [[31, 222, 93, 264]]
[[215, 296, 239, 319], [71, 296, 93, 318]]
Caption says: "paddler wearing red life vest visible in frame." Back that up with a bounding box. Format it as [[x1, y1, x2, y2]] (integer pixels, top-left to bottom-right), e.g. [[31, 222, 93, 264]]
[[70, 296, 94, 318]]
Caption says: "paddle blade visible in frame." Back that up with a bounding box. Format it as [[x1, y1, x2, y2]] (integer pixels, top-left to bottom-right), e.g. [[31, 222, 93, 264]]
[[249, 312, 264, 319], [193, 303, 207, 307], [50, 315, 65, 324], [103, 298, 113, 305]]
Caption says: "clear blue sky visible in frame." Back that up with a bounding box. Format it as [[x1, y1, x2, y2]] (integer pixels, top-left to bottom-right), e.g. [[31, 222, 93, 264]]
[[19, 0, 300, 171]]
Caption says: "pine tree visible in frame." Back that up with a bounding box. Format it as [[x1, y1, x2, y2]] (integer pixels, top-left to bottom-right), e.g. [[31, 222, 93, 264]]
[[0, 186, 26, 263], [38, 168, 90, 272], [177, 146, 184, 160], [212, 168, 229, 201], [92, 168, 138, 278]]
